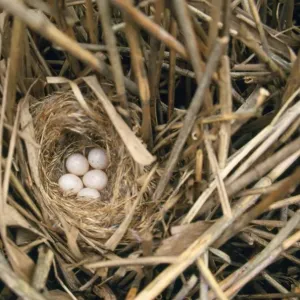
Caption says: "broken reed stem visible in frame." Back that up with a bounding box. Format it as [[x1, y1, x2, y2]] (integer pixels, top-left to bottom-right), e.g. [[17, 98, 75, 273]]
[[111, 0, 188, 59], [200, 252, 209, 300], [122, 0, 152, 144], [204, 132, 232, 218], [84, 256, 177, 269], [173, 275, 198, 300], [168, 18, 177, 120], [197, 258, 228, 300], [207, 0, 222, 53], [96, 0, 130, 120], [248, 0, 270, 54], [226, 137, 300, 196], [148, 0, 164, 125], [6, 14, 24, 123], [225, 230, 300, 298], [85, 0, 97, 44], [218, 55, 232, 168], [172, 0, 204, 83], [31, 246, 54, 291], [282, 51, 300, 104], [236, 25, 286, 80], [221, 0, 231, 38], [195, 149, 203, 183], [237, 292, 300, 299], [215, 167, 300, 248], [231, 87, 269, 135], [2, 104, 21, 240], [269, 195, 300, 211], [210, 210, 300, 299], [152, 37, 227, 204], [227, 100, 300, 185]]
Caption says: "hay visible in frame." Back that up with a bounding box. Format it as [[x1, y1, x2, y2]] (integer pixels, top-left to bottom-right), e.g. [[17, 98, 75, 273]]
[[0, 0, 300, 299], [30, 92, 157, 241]]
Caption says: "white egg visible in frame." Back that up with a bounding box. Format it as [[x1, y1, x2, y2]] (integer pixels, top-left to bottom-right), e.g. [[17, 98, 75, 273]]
[[66, 153, 89, 176], [59, 174, 83, 194], [88, 148, 108, 170], [77, 188, 101, 199], [83, 170, 108, 191]]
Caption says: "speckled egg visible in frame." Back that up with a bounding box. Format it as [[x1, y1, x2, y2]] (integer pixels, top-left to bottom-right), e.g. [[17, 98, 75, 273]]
[[83, 170, 108, 191], [59, 174, 83, 194]]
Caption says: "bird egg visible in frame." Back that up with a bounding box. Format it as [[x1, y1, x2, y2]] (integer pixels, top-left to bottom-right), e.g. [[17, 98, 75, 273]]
[[66, 153, 89, 176], [77, 188, 101, 199], [83, 170, 108, 191], [59, 174, 83, 194], [88, 148, 108, 170]]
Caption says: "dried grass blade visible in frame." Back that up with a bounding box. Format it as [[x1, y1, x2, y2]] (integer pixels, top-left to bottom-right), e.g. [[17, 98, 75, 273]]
[[0, 251, 46, 300], [31, 245, 54, 291], [2, 102, 21, 241], [20, 96, 42, 189], [83, 76, 155, 166], [105, 164, 158, 251]]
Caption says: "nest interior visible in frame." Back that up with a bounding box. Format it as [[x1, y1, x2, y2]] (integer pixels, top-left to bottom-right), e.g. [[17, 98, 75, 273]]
[[30, 92, 157, 242]]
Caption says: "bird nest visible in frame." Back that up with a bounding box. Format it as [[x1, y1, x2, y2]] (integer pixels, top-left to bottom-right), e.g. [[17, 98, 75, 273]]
[[29, 92, 159, 245]]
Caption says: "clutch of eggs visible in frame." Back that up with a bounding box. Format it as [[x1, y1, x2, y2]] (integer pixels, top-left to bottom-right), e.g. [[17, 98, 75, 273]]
[[58, 148, 108, 199]]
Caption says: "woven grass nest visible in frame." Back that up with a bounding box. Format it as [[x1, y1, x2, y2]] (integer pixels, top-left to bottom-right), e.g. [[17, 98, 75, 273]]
[[30, 92, 159, 245]]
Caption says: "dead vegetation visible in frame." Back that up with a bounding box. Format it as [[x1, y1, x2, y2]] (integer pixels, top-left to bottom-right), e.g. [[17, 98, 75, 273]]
[[0, 0, 299, 299]]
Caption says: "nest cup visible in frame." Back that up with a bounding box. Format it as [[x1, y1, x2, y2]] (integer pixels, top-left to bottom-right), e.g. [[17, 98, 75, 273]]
[[30, 92, 157, 244]]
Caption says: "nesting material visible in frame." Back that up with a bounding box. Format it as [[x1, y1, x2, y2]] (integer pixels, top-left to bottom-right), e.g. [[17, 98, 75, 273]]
[[30, 92, 157, 241]]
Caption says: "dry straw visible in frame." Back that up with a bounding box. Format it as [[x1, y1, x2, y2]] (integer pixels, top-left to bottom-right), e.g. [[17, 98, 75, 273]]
[[30, 92, 159, 244]]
